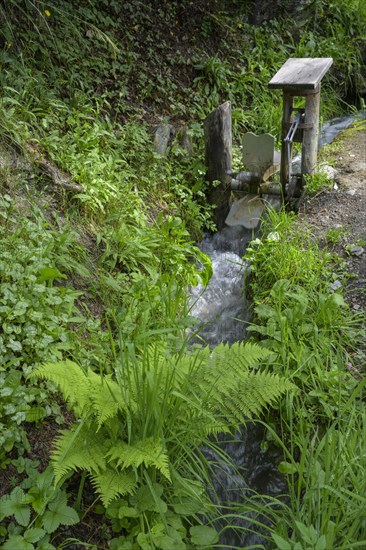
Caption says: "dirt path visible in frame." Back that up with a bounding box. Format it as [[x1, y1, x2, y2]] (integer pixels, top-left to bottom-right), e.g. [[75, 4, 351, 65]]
[[299, 125, 366, 311]]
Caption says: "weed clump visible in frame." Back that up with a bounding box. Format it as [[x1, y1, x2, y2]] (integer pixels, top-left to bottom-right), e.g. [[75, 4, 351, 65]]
[[245, 208, 366, 548]]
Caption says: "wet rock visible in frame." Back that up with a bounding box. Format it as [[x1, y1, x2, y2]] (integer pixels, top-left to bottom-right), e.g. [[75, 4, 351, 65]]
[[261, 194, 282, 212]]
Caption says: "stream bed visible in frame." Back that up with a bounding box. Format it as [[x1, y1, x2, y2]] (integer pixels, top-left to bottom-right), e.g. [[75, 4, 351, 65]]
[[190, 225, 286, 548]]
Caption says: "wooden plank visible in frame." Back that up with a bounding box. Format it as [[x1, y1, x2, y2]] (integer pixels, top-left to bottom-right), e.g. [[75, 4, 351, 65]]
[[301, 88, 321, 184], [242, 132, 275, 175], [268, 58, 333, 90], [204, 102, 232, 229]]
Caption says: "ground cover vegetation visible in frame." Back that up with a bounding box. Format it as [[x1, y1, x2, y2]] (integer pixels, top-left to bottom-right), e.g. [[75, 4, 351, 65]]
[[0, 0, 366, 547], [243, 209, 366, 548]]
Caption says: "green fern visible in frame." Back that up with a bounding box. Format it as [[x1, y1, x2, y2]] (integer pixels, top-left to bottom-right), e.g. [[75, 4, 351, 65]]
[[50, 422, 107, 484], [30, 362, 127, 428], [106, 438, 171, 481], [89, 374, 127, 429], [31, 341, 293, 508], [30, 360, 91, 417], [90, 469, 137, 507], [166, 342, 292, 435]]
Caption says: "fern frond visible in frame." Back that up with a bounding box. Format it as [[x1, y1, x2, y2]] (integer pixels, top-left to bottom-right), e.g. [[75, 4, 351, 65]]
[[241, 370, 293, 408], [31, 361, 132, 429], [188, 417, 232, 438], [90, 468, 137, 507], [107, 438, 171, 481], [207, 341, 272, 377], [216, 371, 293, 423], [51, 422, 107, 484], [88, 374, 127, 429], [180, 342, 292, 429], [30, 361, 91, 417]]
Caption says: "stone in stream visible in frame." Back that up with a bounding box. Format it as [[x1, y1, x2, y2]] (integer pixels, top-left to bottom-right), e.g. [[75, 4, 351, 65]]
[[261, 193, 282, 211], [225, 194, 265, 229]]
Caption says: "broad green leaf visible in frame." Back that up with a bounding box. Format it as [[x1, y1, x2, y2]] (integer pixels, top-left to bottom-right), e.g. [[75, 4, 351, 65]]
[[190, 525, 219, 546], [328, 293, 346, 307], [173, 499, 202, 515], [130, 484, 167, 514], [271, 533, 292, 550], [4, 370, 22, 390], [24, 528, 46, 543], [118, 505, 139, 519], [37, 267, 66, 283], [110, 537, 133, 550], [136, 532, 154, 550], [3, 535, 34, 550], [151, 523, 186, 549], [25, 407, 46, 422], [152, 531, 186, 550], [42, 491, 79, 533], [165, 510, 185, 532], [0, 487, 31, 526], [194, 248, 213, 286], [315, 536, 327, 550], [295, 522, 318, 545]]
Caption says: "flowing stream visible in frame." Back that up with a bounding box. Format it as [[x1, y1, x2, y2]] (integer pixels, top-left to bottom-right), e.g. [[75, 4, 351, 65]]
[[189, 113, 365, 548], [190, 225, 286, 548]]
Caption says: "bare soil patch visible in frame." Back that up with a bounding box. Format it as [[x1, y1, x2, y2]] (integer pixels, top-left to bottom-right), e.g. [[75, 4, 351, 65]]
[[299, 126, 366, 311]]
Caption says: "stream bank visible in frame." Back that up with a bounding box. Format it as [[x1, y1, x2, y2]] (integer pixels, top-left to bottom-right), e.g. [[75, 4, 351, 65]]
[[190, 119, 366, 548]]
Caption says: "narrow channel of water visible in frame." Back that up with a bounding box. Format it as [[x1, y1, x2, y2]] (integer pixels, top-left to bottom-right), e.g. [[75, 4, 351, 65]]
[[189, 113, 365, 548], [190, 225, 285, 548]]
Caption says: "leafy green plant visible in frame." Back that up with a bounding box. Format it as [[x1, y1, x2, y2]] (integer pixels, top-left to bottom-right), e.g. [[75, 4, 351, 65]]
[[30, 340, 293, 547], [0, 467, 79, 549], [244, 207, 366, 549], [245, 209, 335, 300], [303, 172, 334, 196], [325, 225, 348, 245], [98, 214, 212, 286], [0, 195, 90, 462], [268, 395, 366, 550]]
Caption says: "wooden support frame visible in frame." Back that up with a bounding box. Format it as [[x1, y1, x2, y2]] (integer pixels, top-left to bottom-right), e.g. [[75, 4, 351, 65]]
[[269, 58, 333, 197]]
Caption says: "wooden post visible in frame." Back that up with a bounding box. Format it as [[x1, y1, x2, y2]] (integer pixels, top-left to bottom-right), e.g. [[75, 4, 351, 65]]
[[204, 102, 232, 229], [301, 86, 321, 186], [280, 93, 294, 196], [268, 58, 333, 199]]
